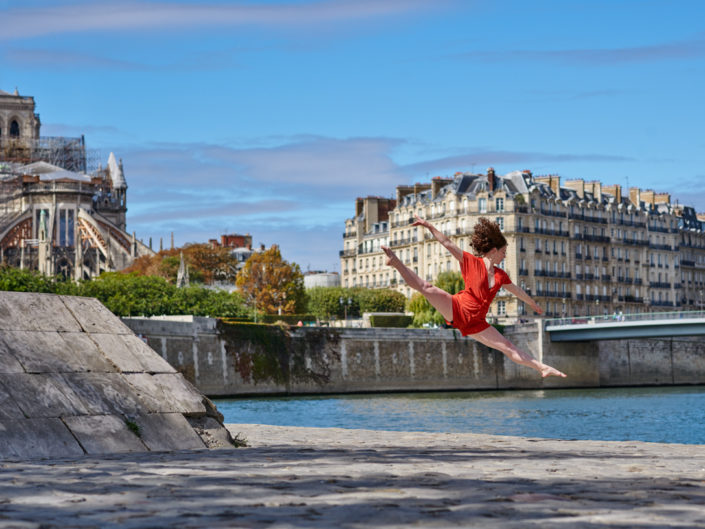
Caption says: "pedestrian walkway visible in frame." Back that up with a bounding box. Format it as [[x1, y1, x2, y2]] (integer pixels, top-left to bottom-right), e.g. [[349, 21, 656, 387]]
[[1, 424, 704, 528]]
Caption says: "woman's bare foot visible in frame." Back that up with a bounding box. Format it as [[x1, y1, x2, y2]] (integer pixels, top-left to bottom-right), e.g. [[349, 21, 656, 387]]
[[540, 364, 567, 378]]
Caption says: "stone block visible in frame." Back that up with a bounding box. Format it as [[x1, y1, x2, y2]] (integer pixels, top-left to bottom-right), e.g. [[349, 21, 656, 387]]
[[628, 339, 673, 385], [121, 334, 176, 373], [410, 343, 446, 381], [186, 416, 236, 449], [89, 333, 144, 372], [0, 379, 24, 419], [0, 292, 82, 332], [598, 340, 631, 385], [0, 333, 25, 373], [124, 373, 206, 415], [0, 373, 90, 418], [59, 296, 133, 335], [89, 333, 176, 374], [63, 415, 147, 454], [445, 339, 497, 389], [60, 373, 149, 416], [134, 413, 206, 451], [672, 339, 705, 384], [1, 331, 115, 374], [345, 341, 380, 382], [0, 418, 84, 459]]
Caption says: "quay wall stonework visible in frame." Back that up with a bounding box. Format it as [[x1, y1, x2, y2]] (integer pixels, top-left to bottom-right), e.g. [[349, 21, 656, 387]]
[[122, 318, 705, 396]]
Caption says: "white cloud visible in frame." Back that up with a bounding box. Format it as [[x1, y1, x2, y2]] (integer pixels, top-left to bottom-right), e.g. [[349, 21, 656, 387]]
[[456, 36, 705, 66], [0, 0, 450, 40]]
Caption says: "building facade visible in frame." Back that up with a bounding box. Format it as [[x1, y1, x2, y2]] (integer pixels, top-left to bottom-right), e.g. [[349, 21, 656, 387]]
[[0, 88, 153, 279], [341, 169, 705, 321]]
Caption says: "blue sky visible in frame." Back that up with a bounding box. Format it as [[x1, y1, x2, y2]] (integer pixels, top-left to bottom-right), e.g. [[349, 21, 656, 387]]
[[1, 0, 704, 272]]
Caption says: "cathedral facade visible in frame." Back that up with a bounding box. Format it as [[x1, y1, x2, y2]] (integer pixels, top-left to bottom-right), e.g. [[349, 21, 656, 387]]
[[0, 88, 153, 279]]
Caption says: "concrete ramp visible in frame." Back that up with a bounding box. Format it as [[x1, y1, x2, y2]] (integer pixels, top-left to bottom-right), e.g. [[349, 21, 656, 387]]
[[0, 292, 236, 460]]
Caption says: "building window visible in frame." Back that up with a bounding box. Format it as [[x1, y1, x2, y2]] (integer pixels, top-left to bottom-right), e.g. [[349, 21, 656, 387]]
[[496, 217, 504, 230], [9, 120, 20, 137], [495, 198, 504, 212], [497, 301, 506, 315], [478, 198, 487, 213]]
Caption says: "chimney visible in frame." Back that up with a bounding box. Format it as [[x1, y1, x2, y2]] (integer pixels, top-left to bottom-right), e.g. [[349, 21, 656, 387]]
[[396, 185, 414, 204], [487, 167, 496, 192], [654, 192, 671, 205], [535, 175, 561, 196], [629, 187, 641, 207], [431, 176, 453, 198], [564, 179, 585, 199], [602, 184, 622, 203], [641, 189, 655, 207], [588, 180, 602, 202]]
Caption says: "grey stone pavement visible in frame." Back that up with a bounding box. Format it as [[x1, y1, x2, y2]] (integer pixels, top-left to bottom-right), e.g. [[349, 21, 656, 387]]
[[1, 424, 705, 528]]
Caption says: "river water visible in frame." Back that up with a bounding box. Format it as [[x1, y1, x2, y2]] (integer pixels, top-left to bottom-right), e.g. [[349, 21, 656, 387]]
[[215, 385, 705, 445]]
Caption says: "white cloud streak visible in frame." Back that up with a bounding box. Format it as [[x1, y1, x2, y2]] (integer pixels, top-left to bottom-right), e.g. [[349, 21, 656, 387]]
[[457, 37, 705, 65], [0, 0, 448, 40]]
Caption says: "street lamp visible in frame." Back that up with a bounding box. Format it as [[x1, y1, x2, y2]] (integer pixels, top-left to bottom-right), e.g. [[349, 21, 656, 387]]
[[277, 291, 287, 316], [339, 296, 352, 322], [561, 297, 567, 322]]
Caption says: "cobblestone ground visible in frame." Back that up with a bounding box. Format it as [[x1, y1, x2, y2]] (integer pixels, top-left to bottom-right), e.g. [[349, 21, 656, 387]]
[[0, 424, 704, 528]]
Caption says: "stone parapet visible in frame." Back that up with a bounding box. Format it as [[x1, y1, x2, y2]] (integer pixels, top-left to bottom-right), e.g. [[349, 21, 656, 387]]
[[0, 292, 236, 460], [123, 317, 705, 396]]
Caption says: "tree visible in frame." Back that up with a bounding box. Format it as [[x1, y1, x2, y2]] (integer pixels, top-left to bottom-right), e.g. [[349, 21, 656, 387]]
[[0, 265, 78, 295], [406, 271, 464, 327], [307, 286, 406, 320], [123, 243, 238, 284], [236, 246, 306, 315]]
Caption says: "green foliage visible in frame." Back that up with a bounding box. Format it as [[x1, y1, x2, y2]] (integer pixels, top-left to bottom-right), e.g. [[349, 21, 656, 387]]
[[124, 418, 141, 437], [406, 271, 464, 328], [0, 265, 78, 295], [435, 271, 464, 295], [355, 288, 406, 314], [368, 314, 413, 328], [0, 267, 248, 318], [306, 286, 405, 320], [260, 313, 316, 325]]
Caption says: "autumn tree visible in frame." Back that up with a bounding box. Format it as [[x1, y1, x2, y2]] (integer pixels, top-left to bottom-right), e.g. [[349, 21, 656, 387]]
[[123, 243, 239, 284], [406, 271, 464, 327], [236, 246, 306, 315]]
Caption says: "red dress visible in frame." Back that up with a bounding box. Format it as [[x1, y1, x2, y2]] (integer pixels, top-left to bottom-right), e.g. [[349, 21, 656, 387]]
[[448, 251, 512, 336]]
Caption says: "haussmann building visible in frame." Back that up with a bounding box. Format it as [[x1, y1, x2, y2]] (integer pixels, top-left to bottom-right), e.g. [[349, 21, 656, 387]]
[[340, 168, 705, 322]]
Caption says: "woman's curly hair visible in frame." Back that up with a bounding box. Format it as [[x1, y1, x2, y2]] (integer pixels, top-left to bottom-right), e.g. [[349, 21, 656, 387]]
[[471, 217, 507, 255]]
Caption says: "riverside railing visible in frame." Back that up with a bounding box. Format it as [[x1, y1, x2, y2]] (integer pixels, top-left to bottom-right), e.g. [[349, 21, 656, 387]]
[[545, 310, 705, 328]]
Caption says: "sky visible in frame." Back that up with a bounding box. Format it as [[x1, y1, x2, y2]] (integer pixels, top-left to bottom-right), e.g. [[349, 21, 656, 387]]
[[1, 0, 704, 272]]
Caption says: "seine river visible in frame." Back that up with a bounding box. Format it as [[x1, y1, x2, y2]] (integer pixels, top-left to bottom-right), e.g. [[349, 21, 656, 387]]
[[215, 385, 705, 445]]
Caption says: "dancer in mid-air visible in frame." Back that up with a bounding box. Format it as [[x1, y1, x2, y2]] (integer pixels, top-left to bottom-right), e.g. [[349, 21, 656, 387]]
[[382, 216, 566, 378]]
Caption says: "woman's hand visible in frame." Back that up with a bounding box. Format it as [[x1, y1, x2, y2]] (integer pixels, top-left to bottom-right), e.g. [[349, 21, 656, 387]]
[[530, 301, 543, 315], [411, 214, 429, 228]]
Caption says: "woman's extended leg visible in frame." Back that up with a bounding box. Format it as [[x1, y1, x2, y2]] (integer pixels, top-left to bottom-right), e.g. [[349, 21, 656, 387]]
[[381, 246, 453, 322], [470, 325, 566, 378]]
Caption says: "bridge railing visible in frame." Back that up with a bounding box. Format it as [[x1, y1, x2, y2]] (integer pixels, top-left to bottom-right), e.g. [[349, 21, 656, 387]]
[[545, 310, 705, 328]]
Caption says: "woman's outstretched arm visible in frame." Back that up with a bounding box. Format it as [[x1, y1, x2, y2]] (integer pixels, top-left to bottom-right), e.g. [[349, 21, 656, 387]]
[[504, 283, 543, 315], [412, 215, 463, 262]]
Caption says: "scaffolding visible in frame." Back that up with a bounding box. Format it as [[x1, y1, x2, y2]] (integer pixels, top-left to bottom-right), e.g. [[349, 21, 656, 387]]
[[0, 135, 100, 173]]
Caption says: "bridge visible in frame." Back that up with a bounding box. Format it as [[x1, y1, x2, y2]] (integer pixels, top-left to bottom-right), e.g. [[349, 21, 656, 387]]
[[544, 310, 705, 341]]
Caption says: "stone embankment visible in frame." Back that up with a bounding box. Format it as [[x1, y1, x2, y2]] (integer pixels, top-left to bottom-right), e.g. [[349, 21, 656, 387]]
[[0, 292, 235, 460], [123, 316, 705, 396]]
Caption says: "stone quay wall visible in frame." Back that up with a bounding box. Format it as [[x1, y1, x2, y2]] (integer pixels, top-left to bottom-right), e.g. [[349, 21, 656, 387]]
[[122, 317, 705, 397]]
